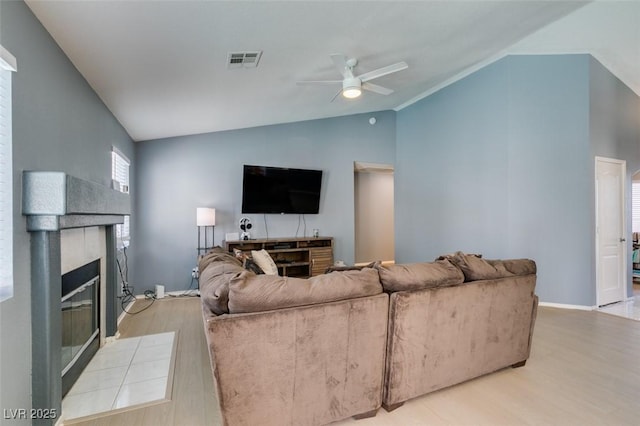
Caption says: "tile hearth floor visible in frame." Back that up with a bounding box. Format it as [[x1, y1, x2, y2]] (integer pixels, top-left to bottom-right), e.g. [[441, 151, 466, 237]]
[[61, 331, 177, 424]]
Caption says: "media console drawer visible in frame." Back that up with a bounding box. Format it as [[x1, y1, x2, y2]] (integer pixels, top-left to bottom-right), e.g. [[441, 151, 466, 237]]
[[225, 237, 333, 277]]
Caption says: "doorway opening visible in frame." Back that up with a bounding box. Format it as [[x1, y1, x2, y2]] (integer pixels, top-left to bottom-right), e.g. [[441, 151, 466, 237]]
[[632, 170, 640, 297], [354, 162, 394, 265]]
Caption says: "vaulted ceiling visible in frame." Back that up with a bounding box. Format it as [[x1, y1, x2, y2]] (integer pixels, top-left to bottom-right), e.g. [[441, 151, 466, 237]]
[[24, 1, 640, 142]]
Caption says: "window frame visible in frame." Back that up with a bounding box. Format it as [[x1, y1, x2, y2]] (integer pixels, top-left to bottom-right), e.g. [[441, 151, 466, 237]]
[[111, 147, 131, 248], [0, 45, 16, 302]]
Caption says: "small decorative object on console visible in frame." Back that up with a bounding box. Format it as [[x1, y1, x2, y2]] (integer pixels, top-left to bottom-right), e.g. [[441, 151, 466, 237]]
[[239, 217, 252, 240]]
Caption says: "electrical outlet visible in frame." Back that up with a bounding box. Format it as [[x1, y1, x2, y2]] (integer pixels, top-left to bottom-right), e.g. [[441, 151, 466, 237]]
[[192, 267, 199, 279]]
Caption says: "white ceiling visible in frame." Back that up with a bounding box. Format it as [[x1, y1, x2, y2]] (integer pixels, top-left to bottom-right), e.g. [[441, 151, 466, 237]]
[[23, 1, 640, 142]]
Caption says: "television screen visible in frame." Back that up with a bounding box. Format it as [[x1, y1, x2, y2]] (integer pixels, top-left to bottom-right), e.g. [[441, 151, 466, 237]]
[[242, 165, 323, 214]]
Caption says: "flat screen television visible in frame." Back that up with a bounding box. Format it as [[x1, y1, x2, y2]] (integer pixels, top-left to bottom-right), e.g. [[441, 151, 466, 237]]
[[242, 165, 323, 214]]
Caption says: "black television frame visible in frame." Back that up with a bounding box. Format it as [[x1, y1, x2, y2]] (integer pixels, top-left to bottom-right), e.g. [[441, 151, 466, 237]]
[[241, 165, 323, 214]]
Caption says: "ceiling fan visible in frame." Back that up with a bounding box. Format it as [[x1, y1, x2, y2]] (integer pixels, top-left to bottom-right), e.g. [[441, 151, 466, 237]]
[[297, 54, 408, 101]]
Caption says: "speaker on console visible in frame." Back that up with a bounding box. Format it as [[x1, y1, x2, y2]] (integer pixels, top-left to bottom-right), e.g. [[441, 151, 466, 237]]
[[239, 217, 252, 240]]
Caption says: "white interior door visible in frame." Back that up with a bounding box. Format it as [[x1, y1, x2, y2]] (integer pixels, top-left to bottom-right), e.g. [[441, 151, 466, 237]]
[[595, 156, 627, 306]]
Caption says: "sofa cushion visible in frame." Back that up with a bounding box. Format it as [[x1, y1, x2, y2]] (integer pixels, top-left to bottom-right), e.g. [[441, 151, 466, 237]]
[[199, 248, 244, 315], [498, 258, 537, 276], [228, 268, 383, 313], [199, 247, 242, 270], [440, 251, 536, 281], [376, 260, 464, 292], [324, 261, 378, 274]]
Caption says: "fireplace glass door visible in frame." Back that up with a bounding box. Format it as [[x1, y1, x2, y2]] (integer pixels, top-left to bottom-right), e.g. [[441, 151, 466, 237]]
[[61, 276, 98, 373], [61, 259, 100, 395]]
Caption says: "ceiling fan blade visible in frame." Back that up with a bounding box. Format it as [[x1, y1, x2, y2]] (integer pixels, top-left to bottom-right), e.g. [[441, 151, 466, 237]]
[[357, 61, 408, 83], [362, 82, 393, 96], [297, 80, 342, 86], [330, 89, 343, 103], [330, 54, 349, 78]]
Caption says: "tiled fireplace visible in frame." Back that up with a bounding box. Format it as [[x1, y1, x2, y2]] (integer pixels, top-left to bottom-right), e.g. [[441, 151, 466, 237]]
[[60, 229, 105, 397], [22, 172, 129, 426]]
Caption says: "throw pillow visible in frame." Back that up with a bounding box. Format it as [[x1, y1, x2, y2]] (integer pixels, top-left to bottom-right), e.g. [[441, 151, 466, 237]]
[[233, 248, 248, 261], [244, 258, 265, 274], [251, 249, 279, 275], [441, 251, 507, 281], [438, 252, 537, 281]]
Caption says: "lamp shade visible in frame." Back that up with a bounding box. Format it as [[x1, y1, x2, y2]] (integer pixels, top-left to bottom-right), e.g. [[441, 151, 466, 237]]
[[196, 207, 216, 226]]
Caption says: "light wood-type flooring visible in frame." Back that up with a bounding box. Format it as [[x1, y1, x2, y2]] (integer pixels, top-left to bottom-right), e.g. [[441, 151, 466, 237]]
[[70, 296, 640, 426]]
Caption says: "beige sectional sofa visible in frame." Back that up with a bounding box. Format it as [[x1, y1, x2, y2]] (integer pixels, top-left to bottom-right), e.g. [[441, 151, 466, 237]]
[[199, 249, 538, 425], [377, 253, 538, 410], [199, 249, 389, 426]]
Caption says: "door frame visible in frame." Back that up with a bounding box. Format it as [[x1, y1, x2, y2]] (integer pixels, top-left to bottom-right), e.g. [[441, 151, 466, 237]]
[[595, 156, 627, 307]]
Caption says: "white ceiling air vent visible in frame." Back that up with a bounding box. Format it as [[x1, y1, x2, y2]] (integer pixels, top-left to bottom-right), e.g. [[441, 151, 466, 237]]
[[227, 51, 262, 69]]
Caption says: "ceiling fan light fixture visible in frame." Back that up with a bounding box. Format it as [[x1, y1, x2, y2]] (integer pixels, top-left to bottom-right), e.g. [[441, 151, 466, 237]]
[[342, 87, 362, 99], [342, 77, 362, 99]]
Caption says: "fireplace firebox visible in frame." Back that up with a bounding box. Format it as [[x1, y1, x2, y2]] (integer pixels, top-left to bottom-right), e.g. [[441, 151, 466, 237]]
[[61, 259, 100, 396]]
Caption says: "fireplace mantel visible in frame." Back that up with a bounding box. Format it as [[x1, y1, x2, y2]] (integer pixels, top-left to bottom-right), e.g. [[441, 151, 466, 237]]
[[22, 171, 130, 425], [23, 171, 129, 231]]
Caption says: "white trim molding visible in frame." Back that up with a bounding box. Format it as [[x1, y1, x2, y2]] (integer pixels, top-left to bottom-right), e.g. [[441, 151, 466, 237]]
[[0, 44, 17, 71], [539, 302, 596, 311]]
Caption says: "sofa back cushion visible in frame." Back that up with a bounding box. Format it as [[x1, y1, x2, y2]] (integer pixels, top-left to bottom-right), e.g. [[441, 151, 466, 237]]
[[376, 260, 464, 292], [440, 251, 536, 282], [198, 249, 244, 315], [204, 293, 389, 426], [228, 268, 383, 313]]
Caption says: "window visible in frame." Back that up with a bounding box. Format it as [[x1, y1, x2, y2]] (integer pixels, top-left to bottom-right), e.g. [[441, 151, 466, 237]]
[[0, 45, 16, 302], [111, 147, 130, 248]]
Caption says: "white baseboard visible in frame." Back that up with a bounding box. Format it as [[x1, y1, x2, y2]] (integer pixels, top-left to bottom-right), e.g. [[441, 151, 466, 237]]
[[165, 289, 200, 297], [132, 289, 200, 299], [117, 298, 137, 325], [104, 332, 120, 343], [538, 302, 596, 311]]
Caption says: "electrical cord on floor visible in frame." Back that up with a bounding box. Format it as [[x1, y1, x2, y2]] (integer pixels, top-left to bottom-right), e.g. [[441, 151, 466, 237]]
[[168, 276, 200, 298], [117, 246, 156, 315], [119, 287, 156, 315], [167, 277, 200, 297]]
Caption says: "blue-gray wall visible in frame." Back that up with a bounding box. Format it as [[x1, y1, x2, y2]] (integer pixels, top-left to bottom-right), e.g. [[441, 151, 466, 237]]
[[589, 56, 640, 298], [0, 1, 134, 420], [131, 112, 395, 293], [396, 54, 640, 307]]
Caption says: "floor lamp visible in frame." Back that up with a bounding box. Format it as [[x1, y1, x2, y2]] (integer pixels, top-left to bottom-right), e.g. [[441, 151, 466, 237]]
[[197, 207, 216, 256]]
